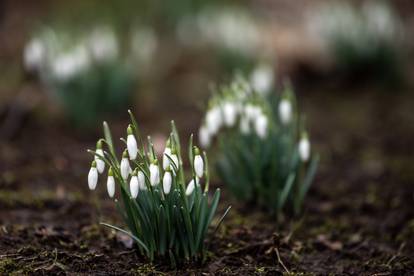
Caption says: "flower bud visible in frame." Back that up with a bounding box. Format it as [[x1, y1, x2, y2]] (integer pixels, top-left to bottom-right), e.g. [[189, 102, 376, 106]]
[[299, 133, 311, 162], [250, 63, 274, 95], [194, 148, 204, 178], [255, 114, 268, 139], [88, 161, 98, 190], [130, 171, 139, 199], [150, 160, 160, 186], [127, 125, 138, 160], [162, 147, 171, 170], [206, 107, 222, 135], [120, 150, 131, 180], [279, 99, 292, 125], [107, 167, 115, 198], [163, 169, 172, 195], [186, 178, 199, 196], [95, 140, 105, 174]]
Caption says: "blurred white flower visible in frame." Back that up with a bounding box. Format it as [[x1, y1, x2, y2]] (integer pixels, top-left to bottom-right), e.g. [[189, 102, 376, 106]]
[[88, 26, 118, 63], [255, 114, 268, 139], [23, 38, 46, 72], [299, 134, 311, 162], [278, 99, 292, 125], [250, 64, 274, 95], [51, 45, 90, 81], [199, 125, 211, 148], [223, 101, 238, 127], [138, 170, 146, 190], [206, 107, 222, 135]]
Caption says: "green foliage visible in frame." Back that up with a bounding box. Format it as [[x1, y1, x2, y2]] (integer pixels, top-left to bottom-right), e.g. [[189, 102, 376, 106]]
[[88, 112, 230, 265], [199, 77, 318, 215]]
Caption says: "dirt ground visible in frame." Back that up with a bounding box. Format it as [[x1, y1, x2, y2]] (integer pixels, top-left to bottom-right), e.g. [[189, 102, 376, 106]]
[[0, 82, 413, 275]]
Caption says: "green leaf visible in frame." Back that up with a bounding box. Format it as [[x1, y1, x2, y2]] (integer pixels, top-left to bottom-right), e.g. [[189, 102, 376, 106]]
[[103, 121, 116, 160], [100, 222, 149, 254], [278, 173, 296, 211]]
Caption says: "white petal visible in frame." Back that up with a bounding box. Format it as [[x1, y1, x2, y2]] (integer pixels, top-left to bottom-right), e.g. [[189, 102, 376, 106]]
[[223, 102, 237, 127], [299, 138, 311, 162], [163, 148, 171, 170], [199, 126, 211, 148], [138, 171, 147, 190], [150, 164, 160, 186], [185, 179, 196, 196], [88, 167, 98, 190], [130, 176, 139, 198], [194, 155, 204, 178], [120, 158, 131, 180], [107, 175, 115, 198], [279, 99, 292, 125], [255, 115, 268, 139], [127, 134, 138, 160], [250, 64, 274, 95], [95, 149, 105, 174], [163, 171, 172, 194]]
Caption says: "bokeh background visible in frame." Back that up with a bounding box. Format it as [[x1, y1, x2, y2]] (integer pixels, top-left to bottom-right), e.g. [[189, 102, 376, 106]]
[[0, 0, 414, 274]]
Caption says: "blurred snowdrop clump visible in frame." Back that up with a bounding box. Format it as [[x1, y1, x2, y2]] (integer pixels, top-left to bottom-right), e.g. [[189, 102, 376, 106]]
[[23, 25, 145, 126], [308, 1, 405, 84]]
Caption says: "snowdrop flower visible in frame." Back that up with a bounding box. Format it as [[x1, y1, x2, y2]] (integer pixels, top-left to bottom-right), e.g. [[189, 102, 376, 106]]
[[23, 38, 46, 72], [107, 167, 115, 198], [185, 178, 199, 196], [150, 160, 160, 186], [206, 107, 222, 135], [163, 146, 171, 170], [138, 170, 146, 191], [169, 149, 179, 172], [88, 26, 118, 63], [255, 114, 268, 139], [279, 99, 292, 125], [127, 125, 138, 160], [120, 150, 131, 180], [245, 104, 261, 121], [94, 140, 105, 174], [163, 169, 172, 195], [88, 160, 98, 190], [250, 63, 274, 95], [194, 147, 204, 178], [130, 170, 139, 199], [223, 101, 237, 127], [299, 133, 311, 162], [199, 125, 211, 148], [240, 115, 251, 134]]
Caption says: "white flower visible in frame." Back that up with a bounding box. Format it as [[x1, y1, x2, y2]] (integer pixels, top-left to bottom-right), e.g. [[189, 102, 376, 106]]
[[194, 152, 204, 178], [240, 115, 250, 134], [245, 104, 261, 121], [23, 38, 46, 72], [150, 162, 160, 186], [88, 161, 98, 190], [206, 107, 222, 135], [163, 171, 172, 194], [120, 153, 131, 180], [94, 149, 105, 174], [130, 175, 139, 198], [163, 147, 171, 170], [250, 64, 274, 95], [279, 99, 292, 125], [299, 134, 311, 162], [185, 178, 199, 196], [138, 170, 146, 190], [88, 26, 118, 63], [255, 114, 268, 139], [107, 174, 115, 198], [199, 126, 211, 148], [223, 102, 237, 127], [127, 126, 138, 160], [170, 153, 179, 171]]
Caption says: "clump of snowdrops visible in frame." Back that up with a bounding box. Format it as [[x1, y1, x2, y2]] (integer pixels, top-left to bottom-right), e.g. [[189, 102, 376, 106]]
[[87, 111, 230, 265], [198, 73, 319, 215], [23, 25, 137, 126]]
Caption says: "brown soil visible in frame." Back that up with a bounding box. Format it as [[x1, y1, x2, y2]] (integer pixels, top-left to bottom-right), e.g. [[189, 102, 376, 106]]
[[1, 85, 414, 275]]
